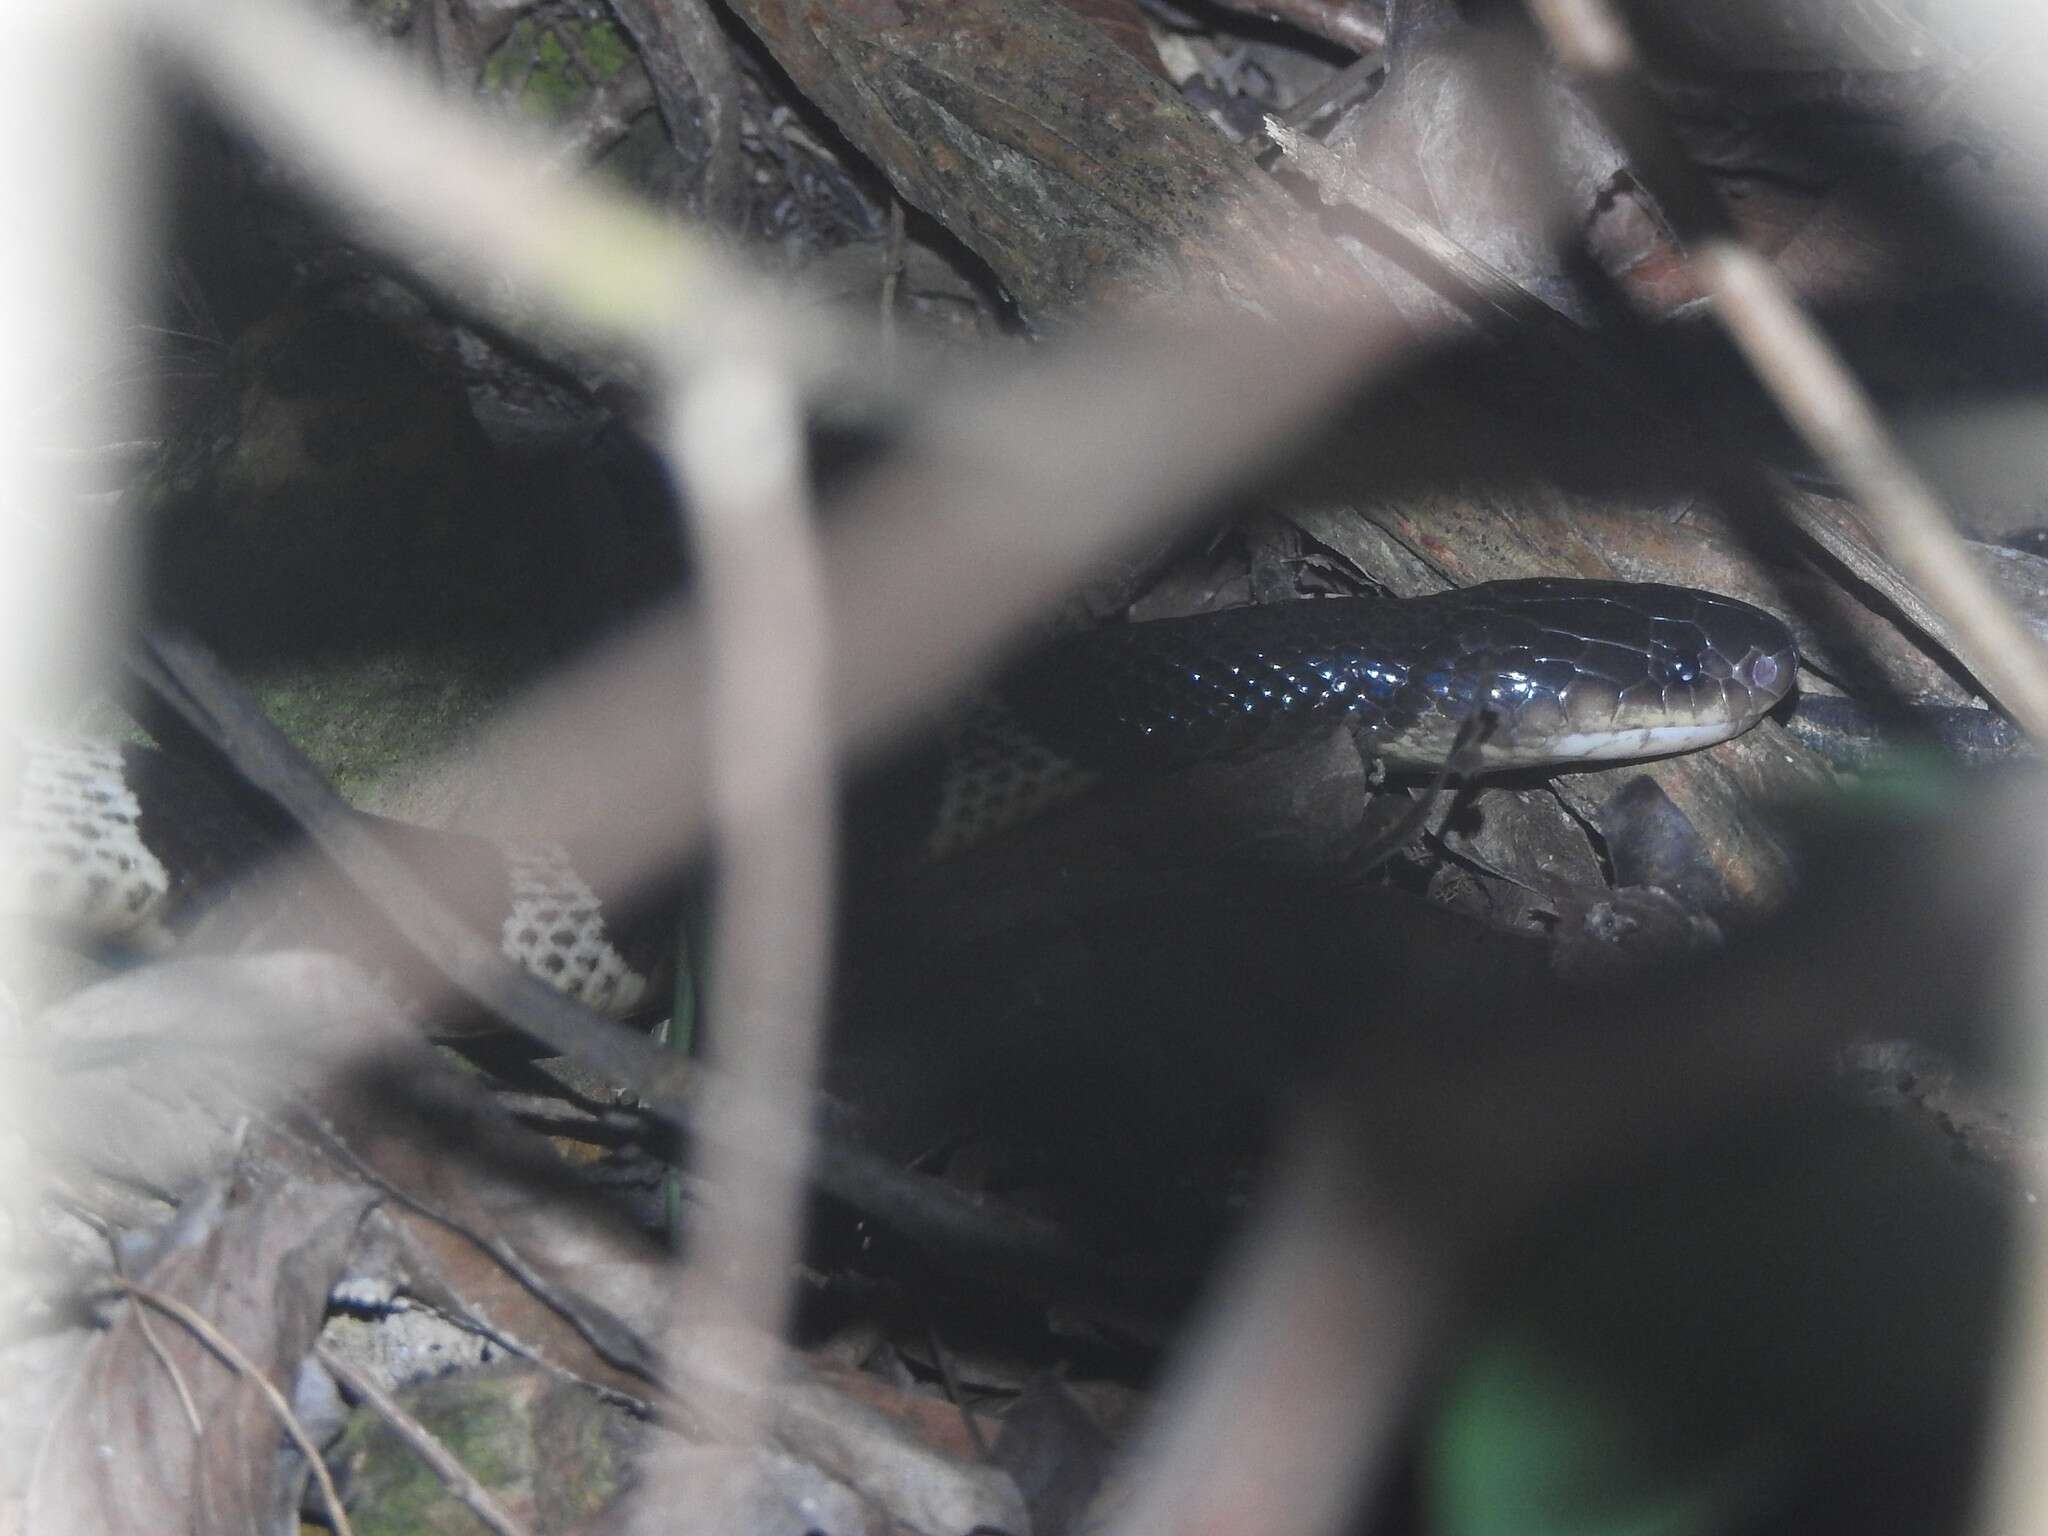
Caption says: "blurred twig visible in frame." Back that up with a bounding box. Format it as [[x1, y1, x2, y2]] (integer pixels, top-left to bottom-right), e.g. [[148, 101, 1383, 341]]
[[146, 0, 832, 383], [664, 360, 835, 1421], [1110, 1112, 1437, 1536]]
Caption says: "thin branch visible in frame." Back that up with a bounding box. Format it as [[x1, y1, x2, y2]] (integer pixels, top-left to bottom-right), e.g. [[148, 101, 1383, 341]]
[[116, 1255, 206, 1438], [107, 1276, 355, 1536], [287, 1114, 665, 1393], [318, 1343, 538, 1536], [69, 1204, 206, 1436], [1262, 48, 1385, 143]]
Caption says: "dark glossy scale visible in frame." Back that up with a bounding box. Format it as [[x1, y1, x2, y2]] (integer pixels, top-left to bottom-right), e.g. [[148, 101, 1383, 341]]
[[995, 579, 1798, 774]]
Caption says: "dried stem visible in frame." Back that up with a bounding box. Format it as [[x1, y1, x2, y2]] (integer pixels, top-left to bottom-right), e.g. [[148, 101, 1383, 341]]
[[318, 1343, 538, 1536], [110, 1277, 355, 1536]]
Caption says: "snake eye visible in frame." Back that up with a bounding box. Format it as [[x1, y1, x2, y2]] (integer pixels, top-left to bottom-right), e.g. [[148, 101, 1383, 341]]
[[1656, 649, 1704, 686]]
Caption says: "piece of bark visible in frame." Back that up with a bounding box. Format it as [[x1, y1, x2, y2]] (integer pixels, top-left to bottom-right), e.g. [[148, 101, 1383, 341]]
[[609, 0, 746, 222], [719, 0, 1402, 324], [1057, 0, 1167, 78], [1317, 7, 1628, 327]]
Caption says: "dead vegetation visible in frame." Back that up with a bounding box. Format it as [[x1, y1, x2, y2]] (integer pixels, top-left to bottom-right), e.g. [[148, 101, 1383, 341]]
[[10, 0, 2048, 1533]]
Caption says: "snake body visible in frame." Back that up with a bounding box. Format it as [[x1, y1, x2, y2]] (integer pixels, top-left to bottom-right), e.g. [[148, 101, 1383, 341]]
[[4, 580, 1796, 1015], [929, 579, 1795, 852], [1, 732, 660, 1016]]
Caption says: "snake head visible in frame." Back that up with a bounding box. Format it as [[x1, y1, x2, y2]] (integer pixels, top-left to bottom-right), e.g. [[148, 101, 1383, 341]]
[[1432, 579, 1800, 768]]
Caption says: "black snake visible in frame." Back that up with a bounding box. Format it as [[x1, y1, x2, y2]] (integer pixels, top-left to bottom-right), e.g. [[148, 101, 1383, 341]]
[[4, 579, 1796, 1016]]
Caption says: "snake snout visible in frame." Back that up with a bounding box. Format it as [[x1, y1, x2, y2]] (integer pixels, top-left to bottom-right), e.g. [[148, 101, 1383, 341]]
[[1695, 592, 1799, 719], [1467, 581, 1799, 766], [1620, 591, 1798, 753]]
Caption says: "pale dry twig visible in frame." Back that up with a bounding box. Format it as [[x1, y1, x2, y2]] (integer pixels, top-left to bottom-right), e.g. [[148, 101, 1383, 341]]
[[661, 358, 835, 1444], [111, 1276, 356, 1536]]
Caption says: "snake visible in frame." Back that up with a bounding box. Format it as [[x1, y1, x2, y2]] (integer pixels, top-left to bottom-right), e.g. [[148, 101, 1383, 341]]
[[3, 579, 1796, 1017]]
